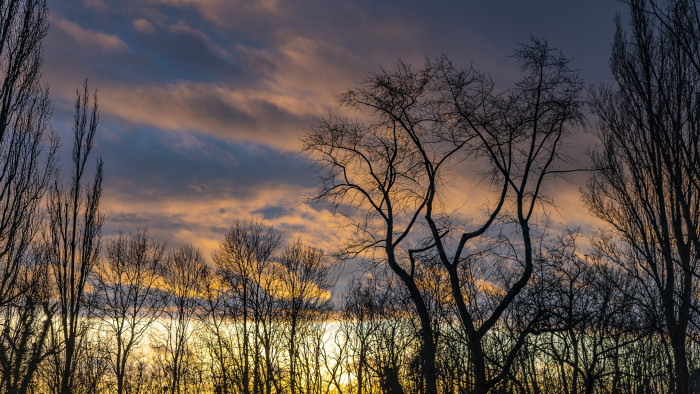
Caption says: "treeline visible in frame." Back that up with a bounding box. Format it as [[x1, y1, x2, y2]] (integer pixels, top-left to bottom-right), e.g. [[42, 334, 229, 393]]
[[2, 0, 700, 393]]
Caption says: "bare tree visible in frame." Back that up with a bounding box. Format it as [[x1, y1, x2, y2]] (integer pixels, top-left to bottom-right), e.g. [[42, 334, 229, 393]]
[[0, 2, 57, 391], [277, 240, 335, 394], [46, 81, 102, 394], [198, 266, 238, 394], [430, 39, 583, 393], [342, 277, 383, 394], [303, 60, 460, 394], [212, 218, 282, 394], [304, 37, 582, 393], [513, 232, 640, 393], [585, 0, 700, 391], [93, 230, 166, 394], [0, 0, 56, 308], [342, 274, 413, 394], [155, 244, 207, 394]]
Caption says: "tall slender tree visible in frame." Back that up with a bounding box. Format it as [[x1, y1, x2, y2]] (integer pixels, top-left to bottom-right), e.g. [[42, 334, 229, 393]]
[[585, 1, 700, 391], [46, 81, 102, 394], [0, 1, 57, 392]]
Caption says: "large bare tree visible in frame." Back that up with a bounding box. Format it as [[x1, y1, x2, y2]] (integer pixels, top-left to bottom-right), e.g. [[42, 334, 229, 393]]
[[303, 59, 464, 394], [430, 39, 583, 393], [304, 38, 582, 393]]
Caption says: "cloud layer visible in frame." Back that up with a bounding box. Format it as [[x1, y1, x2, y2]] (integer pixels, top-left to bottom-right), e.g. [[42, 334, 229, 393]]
[[43, 0, 625, 274]]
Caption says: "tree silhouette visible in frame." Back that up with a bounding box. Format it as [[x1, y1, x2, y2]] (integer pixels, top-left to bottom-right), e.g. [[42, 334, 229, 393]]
[[304, 37, 583, 394], [432, 38, 583, 393], [277, 240, 335, 394], [46, 81, 103, 394], [212, 218, 282, 394], [0, 1, 57, 392], [93, 230, 166, 394], [585, 0, 700, 391], [154, 244, 207, 394]]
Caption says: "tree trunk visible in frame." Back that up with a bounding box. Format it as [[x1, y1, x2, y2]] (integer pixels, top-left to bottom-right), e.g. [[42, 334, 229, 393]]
[[386, 248, 437, 394], [470, 336, 487, 394], [670, 328, 689, 393]]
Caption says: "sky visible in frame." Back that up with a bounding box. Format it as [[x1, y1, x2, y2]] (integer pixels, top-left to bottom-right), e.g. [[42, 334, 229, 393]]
[[44, 0, 627, 279]]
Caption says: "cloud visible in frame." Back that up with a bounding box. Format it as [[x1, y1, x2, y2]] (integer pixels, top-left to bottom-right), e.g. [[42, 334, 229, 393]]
[[102, 182, 350, 259], [133, 18, 156, 34], [49, 15, 128, 52], [71, 29, 416, 150], [168, 20, 233, 60], [45, 1, 493, 150], [149, 0, 281, 27], [96, 127, 315, 198], [41, 0, 630, 297], [82, 0, 110, 12], [253, 206, 292, 220], [93, 128, 347, 257], [97, 81, 315, 150]]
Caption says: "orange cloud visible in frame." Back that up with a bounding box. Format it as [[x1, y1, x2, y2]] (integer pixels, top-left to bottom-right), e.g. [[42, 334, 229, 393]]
[[133, 18, 156, 34], [50, 15, 128, 52], [97, 81, 314, 151], [102, 182, 351, 259]]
